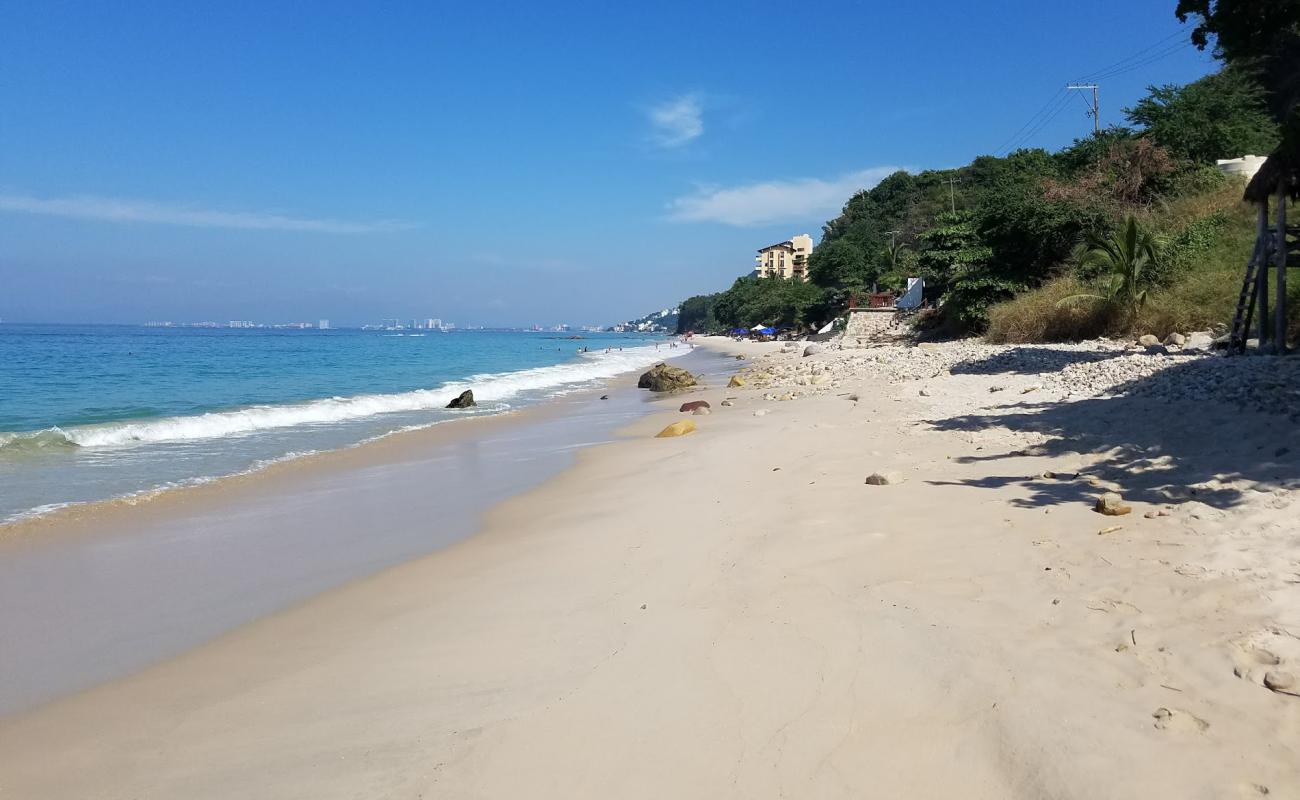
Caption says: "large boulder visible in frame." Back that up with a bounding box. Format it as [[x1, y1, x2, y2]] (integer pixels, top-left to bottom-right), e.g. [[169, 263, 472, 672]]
[[446, 390, 476, 409], [679, 400, 710, 413], [638, 363, 698, 392], [655, 420, 696, 438], [803, 344, 823, 357], [1137, 334, 1161, 348]]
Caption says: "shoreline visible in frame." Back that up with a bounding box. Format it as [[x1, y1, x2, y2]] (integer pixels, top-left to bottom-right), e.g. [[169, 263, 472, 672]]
[[0, 345, 734, 716], [0, 340, 676, 531], [2, 335, 1297, 797]]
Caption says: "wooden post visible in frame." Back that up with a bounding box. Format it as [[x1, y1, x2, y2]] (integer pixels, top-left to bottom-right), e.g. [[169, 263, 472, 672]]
[[1259, 202, 1271, 348], [1253, 202, 1269, 350], [1277, 182, 1289, 354]]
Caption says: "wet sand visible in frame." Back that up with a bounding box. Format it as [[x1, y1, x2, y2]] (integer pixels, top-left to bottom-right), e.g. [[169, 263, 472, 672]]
[[0, 347, 733, 715]]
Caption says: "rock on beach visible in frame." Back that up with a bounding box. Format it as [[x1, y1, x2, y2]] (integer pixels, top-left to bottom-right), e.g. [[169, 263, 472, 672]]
[[638, 364, 698, 392], [1094, 492, 1132, 516], [655, 420, 696, 438]]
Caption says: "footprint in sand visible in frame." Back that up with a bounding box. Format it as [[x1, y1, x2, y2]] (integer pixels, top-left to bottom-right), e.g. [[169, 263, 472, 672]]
[[1152, 707, 1209, 733], [1232, 645, 1281, 682], [1231, 630, 1300, 695]]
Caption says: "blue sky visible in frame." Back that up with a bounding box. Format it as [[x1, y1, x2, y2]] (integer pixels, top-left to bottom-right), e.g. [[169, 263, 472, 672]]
[[0, 1, 1217, 326]]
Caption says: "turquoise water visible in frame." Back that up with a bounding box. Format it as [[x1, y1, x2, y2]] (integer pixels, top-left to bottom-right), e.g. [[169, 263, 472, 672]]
[[0, 324, 670, 521]]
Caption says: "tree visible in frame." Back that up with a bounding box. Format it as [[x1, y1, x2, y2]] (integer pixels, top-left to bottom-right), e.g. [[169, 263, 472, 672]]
[[1176, 0, 1300, 159], [1059, 215, 1161, 319], [709, 276, 828, 330], [916, 211, 991, 293], [1126, 67, 1280, 162], [806, 238, 869, 290], [676, 293, 720, 334], [916, 211, 1008, 331], [1053, 127, 1138, 176]]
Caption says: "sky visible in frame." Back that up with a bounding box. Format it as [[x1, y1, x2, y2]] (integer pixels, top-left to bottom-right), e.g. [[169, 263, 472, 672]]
[[0, 1, 1219, 327]]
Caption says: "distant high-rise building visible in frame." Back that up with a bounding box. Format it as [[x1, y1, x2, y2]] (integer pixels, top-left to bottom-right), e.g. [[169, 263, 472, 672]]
[[318, 319, 330, 330], [755, 234, 814, 281]]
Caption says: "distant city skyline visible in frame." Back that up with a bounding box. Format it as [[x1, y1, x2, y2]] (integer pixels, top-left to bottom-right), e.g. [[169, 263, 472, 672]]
[[0, 2, 1216, 325]]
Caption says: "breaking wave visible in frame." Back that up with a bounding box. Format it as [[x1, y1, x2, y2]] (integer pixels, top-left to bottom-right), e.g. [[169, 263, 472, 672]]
[[0, 346, 665, 452]]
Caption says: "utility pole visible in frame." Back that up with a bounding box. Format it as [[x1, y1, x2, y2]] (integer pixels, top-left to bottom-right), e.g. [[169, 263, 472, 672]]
[[1067, 83, 1100, 134], [942, 177, 962, 214]]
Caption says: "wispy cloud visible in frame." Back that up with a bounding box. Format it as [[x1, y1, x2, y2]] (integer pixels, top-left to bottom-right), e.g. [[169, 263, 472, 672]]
[[0, 192, 415, 234], [646, 93, 704, 148], [665, 167, 903, 226]]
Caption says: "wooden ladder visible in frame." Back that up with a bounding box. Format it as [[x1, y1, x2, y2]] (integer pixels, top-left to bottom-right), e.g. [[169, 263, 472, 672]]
[[1228, 234, 1269, 354]]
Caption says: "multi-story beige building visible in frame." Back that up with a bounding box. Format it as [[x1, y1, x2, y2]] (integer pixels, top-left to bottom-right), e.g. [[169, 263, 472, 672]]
[[754, 234, 813, 281]]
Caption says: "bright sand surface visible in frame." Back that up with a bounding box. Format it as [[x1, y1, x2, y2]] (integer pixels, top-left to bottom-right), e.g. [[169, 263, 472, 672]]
[[2, 336, 1298, 798]]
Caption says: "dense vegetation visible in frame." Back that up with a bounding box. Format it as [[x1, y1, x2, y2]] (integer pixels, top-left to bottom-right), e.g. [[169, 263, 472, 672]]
[[677, 1, 1296, 342]]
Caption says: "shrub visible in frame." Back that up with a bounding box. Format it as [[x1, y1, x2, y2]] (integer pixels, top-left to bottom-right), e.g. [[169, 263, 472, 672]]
[[1133, 265, 1239, 337], [1153, 211, 1229, 286], [986, 276, 1115, 342], [940, 270, 1024, 332]]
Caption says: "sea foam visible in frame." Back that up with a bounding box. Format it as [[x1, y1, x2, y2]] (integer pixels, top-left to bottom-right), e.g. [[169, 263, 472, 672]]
[[0, 346, 666, 451]]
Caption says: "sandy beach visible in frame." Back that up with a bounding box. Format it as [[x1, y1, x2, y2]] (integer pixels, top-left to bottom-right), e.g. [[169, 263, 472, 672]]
[[2, 335, 1298, 798]]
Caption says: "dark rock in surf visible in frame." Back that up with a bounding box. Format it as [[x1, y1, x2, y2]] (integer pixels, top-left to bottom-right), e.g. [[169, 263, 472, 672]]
[[446, 390, 476, 409]]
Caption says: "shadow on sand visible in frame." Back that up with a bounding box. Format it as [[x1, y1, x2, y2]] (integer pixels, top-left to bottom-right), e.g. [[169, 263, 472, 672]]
[[927, 352, 1300, 511]]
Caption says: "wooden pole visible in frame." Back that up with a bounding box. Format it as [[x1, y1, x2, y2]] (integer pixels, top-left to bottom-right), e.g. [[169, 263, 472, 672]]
[[1259, 201, 1271, 348], [1092, 84, 1100, 134], [1277, 184, 1288, 354]]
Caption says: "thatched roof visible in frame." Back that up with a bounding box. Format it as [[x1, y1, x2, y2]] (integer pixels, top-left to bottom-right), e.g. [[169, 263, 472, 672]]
[[1244, 151, 1300, 203]]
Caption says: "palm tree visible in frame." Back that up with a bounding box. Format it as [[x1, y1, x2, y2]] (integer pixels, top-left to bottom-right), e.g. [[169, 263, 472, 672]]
[[1058, 215, 1160, 319]]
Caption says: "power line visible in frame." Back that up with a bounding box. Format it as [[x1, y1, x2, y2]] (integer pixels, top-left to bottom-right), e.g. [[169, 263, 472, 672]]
[[999, 91, 1074, 155], [1012, 94, 1075, 150], [1072, 30, 1187, 82], [992, 30, 1194, 154], [1088, 42, 1195, 82], [995, 89, 1067, 155]]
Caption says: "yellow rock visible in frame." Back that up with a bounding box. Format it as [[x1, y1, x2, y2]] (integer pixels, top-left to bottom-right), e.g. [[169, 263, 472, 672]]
[[655, 420, 696, 438], [727, 375, 745, 388]]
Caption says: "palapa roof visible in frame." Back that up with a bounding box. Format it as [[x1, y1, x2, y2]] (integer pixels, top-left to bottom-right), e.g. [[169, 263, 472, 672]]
[[1244, 152, 1300, 203]]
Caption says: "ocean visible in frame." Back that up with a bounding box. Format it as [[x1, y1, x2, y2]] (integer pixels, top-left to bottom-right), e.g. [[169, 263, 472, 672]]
[[0, 324, 671, 523]]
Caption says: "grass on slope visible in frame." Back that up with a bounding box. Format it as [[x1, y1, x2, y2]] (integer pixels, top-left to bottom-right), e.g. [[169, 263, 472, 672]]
[[986, 181, 1299, 344]]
